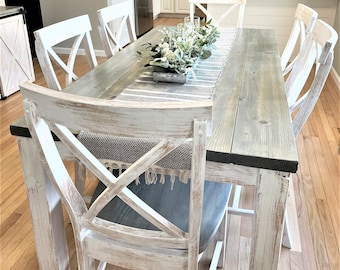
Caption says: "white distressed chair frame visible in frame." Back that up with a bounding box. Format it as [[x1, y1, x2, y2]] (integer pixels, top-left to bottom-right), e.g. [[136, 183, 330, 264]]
[[34, 14, 98, 91], [229, 19, 338, 248], [21, 82, 230, 270], [34, 14, 98, 200], [281, 4, 318, 76], [97, 3, 137, 59], [287, 19, 338, 137], [189, 0, 246, 28]]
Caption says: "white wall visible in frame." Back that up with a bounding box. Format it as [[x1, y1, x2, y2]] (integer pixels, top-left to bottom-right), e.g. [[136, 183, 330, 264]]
[[39, 0, 107, 52], [153, 0, 160, 18], [0, 0, 5, 6], [209, 3, 338, 61]]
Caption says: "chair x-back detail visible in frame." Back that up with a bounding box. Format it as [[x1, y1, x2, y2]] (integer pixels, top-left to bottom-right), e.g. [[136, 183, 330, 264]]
[[286, 19, 338, 138], [97, 3, 137, 59], [20, 81, 232, 270], [281, 4, 318, 76], [189, 0, 246, 28], [34, 15, 98, 202], [34, 14, 98, 91]]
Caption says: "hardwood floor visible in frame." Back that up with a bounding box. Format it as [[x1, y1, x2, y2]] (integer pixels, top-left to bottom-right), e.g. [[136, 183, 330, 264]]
[[1, 17, 339, 269]]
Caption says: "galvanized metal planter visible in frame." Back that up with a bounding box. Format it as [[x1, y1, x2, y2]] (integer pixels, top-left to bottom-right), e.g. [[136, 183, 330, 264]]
[[152, 71, 187, 84]]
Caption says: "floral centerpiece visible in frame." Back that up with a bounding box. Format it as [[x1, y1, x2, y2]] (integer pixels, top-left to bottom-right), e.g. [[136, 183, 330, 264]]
[[138, 20, 219, 83]]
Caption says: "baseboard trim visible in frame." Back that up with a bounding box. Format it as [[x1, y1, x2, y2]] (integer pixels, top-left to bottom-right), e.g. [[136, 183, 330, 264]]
[[330, 67, 340, 91], [158, 13, 188, 18], [53, 47, 107, 58]]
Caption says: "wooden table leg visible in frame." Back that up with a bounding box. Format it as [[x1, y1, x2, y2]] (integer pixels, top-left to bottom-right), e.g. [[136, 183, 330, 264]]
[[17, 137, 70, 270], [250, 169, 289, 269]]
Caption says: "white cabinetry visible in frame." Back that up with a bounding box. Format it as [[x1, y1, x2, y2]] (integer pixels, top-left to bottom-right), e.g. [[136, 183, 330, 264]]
[[161, 0, 189, 14], [0, 11, 34, 99], [161, 0, 173, 13], [175, 0, 190, 13]]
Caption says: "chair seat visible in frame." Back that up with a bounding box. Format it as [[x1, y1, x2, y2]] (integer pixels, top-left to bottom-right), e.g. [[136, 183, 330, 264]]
[[91, 174, 232, 252]]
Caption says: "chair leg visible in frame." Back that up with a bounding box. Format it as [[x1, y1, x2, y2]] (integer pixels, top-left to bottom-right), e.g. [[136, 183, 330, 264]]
[[228, 184, 294, 248], [210, 241, 224, 270], [209, 210, 227, 270], [228, 185, 254, 217], [97, 261, 107, 270], [282, 213, 292, 248], [219, 210, 228, 268], [281, 176, 301, 250]]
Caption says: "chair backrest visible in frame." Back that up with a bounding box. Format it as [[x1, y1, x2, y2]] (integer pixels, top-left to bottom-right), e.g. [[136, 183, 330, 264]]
[[189, 0, 246, 28], [97, 3, 137, 59], [281, 4, 318, 76], [20, 82, 221, 269], [285, 19, 338, 138], [34, 15, 98, 91]]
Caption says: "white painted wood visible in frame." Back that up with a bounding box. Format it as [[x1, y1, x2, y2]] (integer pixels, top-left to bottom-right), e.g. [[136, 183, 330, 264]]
[[0, 14, 34, 98], [251, 169, 289, 269], [189, 0, 246, 27], [34, 14, 97, 91], [13, 27, 297, 270], [160, 0, 190, 14], [281, 175, 302, 251], [209, 241, 223, 270], [106, 0, 135, 50], [17, 137, 69, 269], [153, 0, 161, 18], [211, 6, 336, 56], [97, 3, 137, 59], [227, 19, 338, 251], [161, 0, 174, 13], [205, 161, 258, 186], [20, 81, 231, 269], [280, 3, 318, 76], [33, 14, 98, 205], [286, 19, 338, 138], [175, 0, 190, 13]]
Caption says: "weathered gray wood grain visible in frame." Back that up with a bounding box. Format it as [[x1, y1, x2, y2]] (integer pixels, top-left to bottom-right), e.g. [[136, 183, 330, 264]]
[[11, 26, 298, 172]]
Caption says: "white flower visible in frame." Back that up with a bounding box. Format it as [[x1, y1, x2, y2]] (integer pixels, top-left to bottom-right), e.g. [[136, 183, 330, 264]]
[[141, 22, 219, 74]]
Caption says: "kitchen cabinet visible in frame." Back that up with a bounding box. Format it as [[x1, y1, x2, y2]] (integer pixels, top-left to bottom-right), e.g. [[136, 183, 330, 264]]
[[175, 0, 190, 13], [0, 6, 34, 99], [161, 0, 189, 14], [161, 0, 173, 13], [153, 0, 161, 17]]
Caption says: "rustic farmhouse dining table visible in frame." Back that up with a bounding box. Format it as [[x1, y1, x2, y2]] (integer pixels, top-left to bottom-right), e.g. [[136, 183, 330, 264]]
[[11, 25, 298, 269]]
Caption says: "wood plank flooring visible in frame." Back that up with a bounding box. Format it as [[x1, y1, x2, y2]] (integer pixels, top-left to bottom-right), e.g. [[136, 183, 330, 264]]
[[0, 17, 339, 269]]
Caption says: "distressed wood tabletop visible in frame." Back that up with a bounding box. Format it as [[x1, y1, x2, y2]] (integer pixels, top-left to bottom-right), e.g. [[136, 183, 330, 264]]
[[11, 26, 298, 173]]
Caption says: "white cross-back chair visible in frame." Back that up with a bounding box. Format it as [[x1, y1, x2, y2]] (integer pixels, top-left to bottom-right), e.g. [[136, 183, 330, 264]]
[[97, 2, 137, 59], [286, 19, 338, 137], [229, 19, 338, 249], [34, 15, 98, 200], [20, 81, 232, 270], [281, 4, 318, 76], [34, 14, 98, 91], [189, 0, 246, 28]]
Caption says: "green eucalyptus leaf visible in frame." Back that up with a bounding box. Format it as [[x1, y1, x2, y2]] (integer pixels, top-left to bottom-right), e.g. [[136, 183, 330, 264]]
[[201, 50, 212, 59], [138, 23, 219, 74]]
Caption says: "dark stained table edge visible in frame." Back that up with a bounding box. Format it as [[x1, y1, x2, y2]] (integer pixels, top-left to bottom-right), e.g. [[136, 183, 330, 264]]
[[10, 123, 298, 173], [10, 26, 298, 174], [206, 150, 298, 174]]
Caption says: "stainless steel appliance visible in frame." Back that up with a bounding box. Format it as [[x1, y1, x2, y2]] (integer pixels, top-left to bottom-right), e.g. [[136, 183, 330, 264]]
[[134, 0, 153, 37]]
